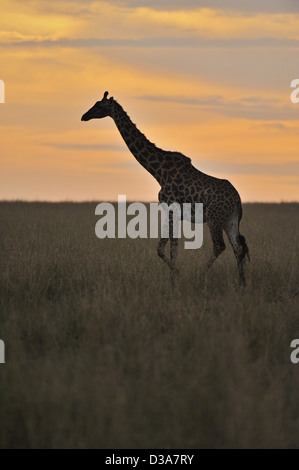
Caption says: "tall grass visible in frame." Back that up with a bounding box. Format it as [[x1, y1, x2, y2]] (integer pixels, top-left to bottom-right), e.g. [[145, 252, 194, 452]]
[[0, 201, 298, 448]]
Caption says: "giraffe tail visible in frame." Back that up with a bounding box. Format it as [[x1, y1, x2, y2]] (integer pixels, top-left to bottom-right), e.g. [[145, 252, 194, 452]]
[[237, 201, 250, 262], [238, 234, 250, 263]]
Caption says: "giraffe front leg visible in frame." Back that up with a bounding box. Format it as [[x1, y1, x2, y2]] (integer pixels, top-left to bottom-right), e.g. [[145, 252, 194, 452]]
[[237, 258, 246, 288], [170, 237, 179, 276], [157, 212, 180, 277], [157, 237, 179, 274], [157, 237, 171, 268]]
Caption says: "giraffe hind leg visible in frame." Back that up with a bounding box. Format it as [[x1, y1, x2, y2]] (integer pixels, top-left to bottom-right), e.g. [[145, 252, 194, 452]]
[[224, 215, 248, 287], [206, 225, 226, 270]]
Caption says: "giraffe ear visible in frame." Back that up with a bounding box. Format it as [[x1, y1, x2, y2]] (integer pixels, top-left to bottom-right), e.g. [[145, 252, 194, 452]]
[[109, 96, 114, 101], [103, 91, 109, 100]]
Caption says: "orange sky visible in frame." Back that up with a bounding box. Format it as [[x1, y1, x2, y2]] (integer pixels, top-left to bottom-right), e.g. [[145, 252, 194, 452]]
[[0, 0, 299, 202]]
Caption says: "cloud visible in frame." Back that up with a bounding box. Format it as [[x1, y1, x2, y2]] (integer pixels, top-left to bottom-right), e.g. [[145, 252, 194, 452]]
[[41, 141, 299, 177], [113, 0, 299, 14], [84, 6, 299, 41], [23, 0, 299, 14], [138, 94, 226, 106], [251, 122, 289, 131], [138, 94, 280, 106], [193, 160, 299, 177], [89, 160, 138, 170], [0, 0, 82, 43], [41, 142, 126, 151], [137, 94, 299, 121], [3, 36, 299, 49], [2, 1, 299, 48]]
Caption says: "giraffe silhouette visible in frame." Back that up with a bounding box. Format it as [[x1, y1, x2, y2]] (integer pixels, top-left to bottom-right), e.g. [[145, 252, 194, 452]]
[[82, 91, 250, 286]]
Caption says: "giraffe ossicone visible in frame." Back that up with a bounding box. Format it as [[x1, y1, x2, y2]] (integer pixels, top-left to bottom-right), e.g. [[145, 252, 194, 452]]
[[82, 91, 250, 286]]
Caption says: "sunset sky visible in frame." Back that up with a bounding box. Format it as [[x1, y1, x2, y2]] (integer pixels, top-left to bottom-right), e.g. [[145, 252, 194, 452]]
[[1, 0, 299, 202]]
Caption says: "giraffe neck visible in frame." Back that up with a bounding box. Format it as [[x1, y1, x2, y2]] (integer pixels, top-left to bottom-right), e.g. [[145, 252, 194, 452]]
[[111, 101, 163, 183]]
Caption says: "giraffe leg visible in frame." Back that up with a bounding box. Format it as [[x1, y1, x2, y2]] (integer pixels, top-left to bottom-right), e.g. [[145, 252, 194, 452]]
[[157, 237, 170, 267], [170, 235, 179, 275], [157, 216, 179, 274], [224, 215, 247, 287], [206, 224, 226, 270]]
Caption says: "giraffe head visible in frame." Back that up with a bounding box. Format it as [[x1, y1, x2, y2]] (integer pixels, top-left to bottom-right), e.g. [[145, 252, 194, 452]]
[[81, 91, 114, 121]]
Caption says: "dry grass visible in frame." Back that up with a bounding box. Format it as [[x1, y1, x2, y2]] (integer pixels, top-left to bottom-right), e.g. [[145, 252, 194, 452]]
[[0, 201, 298, 449]]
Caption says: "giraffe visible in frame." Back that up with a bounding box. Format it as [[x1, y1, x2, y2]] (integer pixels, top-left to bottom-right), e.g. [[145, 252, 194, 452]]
[[81, 91, 250, 286]]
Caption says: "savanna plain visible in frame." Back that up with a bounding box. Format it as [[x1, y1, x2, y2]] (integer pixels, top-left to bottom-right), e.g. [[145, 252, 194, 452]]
[[0, 201, 298, 449]]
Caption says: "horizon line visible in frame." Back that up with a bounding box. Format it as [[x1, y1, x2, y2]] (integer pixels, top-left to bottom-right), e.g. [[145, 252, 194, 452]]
[[0, 199, 298, 205]]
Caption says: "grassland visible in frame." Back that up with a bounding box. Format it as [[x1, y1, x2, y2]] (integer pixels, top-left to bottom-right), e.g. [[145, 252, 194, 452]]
[[0, 201, 298, 449]]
